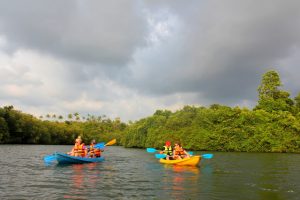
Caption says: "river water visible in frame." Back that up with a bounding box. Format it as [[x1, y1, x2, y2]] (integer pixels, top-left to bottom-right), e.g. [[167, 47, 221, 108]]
[[0, 145, 299, 200]]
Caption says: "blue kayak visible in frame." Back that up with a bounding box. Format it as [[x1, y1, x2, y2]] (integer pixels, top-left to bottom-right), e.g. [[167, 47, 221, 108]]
[[55, 152, 105, 164]]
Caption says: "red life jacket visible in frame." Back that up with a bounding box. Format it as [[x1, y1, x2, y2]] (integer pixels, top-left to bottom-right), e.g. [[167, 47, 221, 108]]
[[94, 148, 101, 157]]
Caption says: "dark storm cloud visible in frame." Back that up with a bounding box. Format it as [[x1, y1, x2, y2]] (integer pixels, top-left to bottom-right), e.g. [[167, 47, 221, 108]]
[[0, 0, 148, 66], [124, 0, 300, 105]]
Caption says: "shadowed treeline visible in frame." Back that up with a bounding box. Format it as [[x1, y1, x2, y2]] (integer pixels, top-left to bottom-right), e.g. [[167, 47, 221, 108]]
[[0, 106, 126, 145]]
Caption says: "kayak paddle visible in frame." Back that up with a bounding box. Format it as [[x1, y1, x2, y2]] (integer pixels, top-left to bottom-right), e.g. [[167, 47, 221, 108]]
[[147, 148, 194, 155], [155, 153, 213, 159], [93, 139, 117, 149], [94, 142, 105, 149], [201, 154, 213, 159], [105, 138, 116, 146], [146, 148, 158, 153], [44, 154, 57, 164], [155, 154, 167, 159]]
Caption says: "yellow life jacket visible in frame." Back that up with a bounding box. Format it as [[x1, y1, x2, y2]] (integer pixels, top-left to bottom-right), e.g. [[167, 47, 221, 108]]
[[163, 146, 173, 156]]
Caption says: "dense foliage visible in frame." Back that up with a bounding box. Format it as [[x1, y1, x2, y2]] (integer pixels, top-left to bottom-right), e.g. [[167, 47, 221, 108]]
[[121, 70, 300, 152], [122, 105, 300, 152], [1, 70, 300, 152], [0, 106, 126, 145]]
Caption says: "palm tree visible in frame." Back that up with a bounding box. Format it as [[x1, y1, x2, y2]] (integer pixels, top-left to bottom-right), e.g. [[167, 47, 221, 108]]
[[74, 112, 80, 121], [68, 113, 73, 120]]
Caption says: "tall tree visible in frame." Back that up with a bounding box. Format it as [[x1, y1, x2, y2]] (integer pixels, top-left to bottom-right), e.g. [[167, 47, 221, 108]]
[[258, 70, 281, 99], [256, 70, 293, 112]]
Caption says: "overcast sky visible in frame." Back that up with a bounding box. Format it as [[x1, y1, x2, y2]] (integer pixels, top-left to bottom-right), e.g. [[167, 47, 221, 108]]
[[0, 0, 299, 121]]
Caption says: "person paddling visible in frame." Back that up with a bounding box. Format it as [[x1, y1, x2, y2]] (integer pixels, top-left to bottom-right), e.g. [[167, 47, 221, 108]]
[[173, 142, 190, 160], [160, 141, 173, 160], [88, 139, 103, 158], [68, 136, 87, 157]]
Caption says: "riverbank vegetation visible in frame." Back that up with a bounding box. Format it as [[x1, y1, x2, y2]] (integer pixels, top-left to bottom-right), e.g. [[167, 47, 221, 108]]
[[1, 70, 300, 152], [0, 106, 126, 145]]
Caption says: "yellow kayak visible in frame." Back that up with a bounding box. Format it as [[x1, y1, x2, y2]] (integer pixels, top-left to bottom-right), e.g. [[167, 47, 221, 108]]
[[159, 156, 201, 166]]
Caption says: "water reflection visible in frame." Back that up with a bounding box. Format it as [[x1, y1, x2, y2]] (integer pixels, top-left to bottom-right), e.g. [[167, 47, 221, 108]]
[[161, 165, 201, 199], [171, 165, 200, 175], [63, 163, 99, 199]]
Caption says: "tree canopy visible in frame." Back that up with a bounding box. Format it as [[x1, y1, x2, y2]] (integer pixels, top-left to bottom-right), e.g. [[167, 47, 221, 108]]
[[256, 70, 294, 112]]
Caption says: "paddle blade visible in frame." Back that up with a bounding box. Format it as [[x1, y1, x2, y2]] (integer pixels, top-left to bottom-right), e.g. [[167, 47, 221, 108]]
[[44, 154, 56, 164], [146, 148, 157, 153], [155, 154, 166, 159], [105, 139, 116, 146], [94, 142, 105, 149], [202, 154, 213, 159], [188, 151, 194, 155]]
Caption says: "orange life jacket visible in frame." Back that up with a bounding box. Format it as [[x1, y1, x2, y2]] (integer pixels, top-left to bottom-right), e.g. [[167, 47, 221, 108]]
[[89, 144, 101, 157], [89, 144, 95, 153], [94, 148, 101, 157], [174, 146, 185, 155], [74, 143, 85, 157]]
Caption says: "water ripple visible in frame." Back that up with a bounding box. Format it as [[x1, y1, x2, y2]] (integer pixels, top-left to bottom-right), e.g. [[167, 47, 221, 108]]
[[1, 146, 300, 199]]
